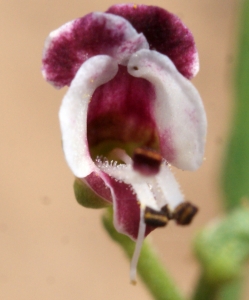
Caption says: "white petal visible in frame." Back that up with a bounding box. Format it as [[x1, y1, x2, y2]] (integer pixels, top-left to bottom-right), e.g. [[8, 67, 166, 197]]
[[155, 163, 184, 210], [59, 55, 118, 178], [128, 49, 207, 171], [96, 158, 158, 210]]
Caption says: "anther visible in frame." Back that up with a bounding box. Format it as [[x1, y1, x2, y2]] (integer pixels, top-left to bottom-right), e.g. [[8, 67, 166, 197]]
[[144, 206, 168, 227], [133, 148, 162, 176], [173, 202, 198, 225], [161, 204, 174, 220]]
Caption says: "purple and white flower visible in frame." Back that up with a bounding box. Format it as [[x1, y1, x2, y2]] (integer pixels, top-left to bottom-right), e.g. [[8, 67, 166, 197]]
[[42, 4, 207, 282]]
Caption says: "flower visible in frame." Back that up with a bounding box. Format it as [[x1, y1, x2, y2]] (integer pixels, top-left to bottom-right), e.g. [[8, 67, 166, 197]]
[[42, 4, 207, 283]]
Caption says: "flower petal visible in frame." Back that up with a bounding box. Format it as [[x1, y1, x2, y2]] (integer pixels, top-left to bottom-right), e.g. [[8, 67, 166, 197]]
[[83, 172, 113, 204], [107, 4, 199, 79], [155, 163, 184, 210], [128, 49, 207, 171], [59, 55, 118, 178], [97, 154, 184, 212], [96, 158, 159, 210], [42, 12, 148, 88], [107, 176, 154, 240], [87, 65, 158, 158], [81, 165, 154, 240]]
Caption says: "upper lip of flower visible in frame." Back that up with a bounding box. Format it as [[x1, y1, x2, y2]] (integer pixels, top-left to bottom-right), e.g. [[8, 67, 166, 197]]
[[42, 4, 207, 283]]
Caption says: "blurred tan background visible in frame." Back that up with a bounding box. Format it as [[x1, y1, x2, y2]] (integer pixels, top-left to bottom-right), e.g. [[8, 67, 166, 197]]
[[0, 0, 241, 299]]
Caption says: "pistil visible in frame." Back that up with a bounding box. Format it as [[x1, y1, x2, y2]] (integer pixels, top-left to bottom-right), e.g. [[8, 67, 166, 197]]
[[130, 206, 146, 284]]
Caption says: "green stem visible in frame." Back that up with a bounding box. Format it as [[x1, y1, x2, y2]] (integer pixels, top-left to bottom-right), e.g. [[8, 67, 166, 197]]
[[219, 0, 249, 298], [222, 0, 249, 211], [102, 208, 185, 300], [192, 273, 219, 300]]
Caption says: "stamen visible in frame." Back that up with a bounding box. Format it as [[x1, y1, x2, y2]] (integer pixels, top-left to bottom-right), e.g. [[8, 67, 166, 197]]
[[150, 178, 168, 210], [132, 183, 158, 210], [133, 147, 162, 176], [173, 202, 198, 225], [110, 148, 132, 164], [155, 162, 184, 210], [130, 207, 146, 285], [161, 204, 174, 220], [144, 206, 168, 227]]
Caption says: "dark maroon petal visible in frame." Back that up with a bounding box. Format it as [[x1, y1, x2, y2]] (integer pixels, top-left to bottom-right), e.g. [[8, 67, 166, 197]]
[[87, 65, 158, 158], [42, 12, 148, 88], [107, 4, 198, 79], [83, 170, 153, 239], [107, 176, 154, 240], [84, 172, 113, 203]]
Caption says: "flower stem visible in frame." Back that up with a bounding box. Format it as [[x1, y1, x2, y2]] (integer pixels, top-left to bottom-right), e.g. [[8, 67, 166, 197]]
[[102, 208, 185, 300], [219, 1, 249, 298]]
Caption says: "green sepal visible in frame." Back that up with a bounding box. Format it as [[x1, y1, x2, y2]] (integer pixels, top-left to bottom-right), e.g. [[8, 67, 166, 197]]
[[73, 178, 111, 209], [194, 206, 249, 285]]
